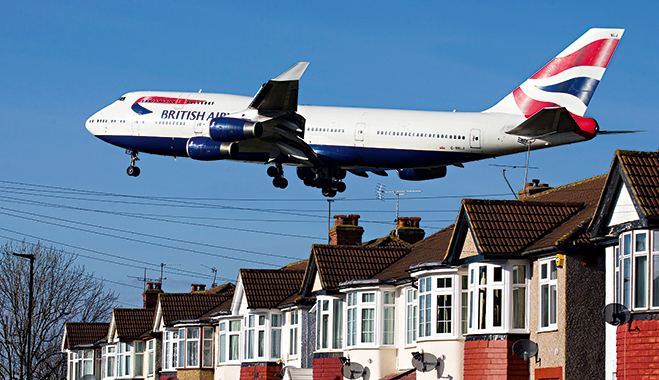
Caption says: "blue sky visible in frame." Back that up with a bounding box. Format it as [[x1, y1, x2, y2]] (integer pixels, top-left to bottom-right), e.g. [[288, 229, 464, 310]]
[[1, 1, 656, 308]]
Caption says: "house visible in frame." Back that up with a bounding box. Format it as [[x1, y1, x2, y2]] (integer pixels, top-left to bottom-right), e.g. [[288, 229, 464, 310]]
[[446, 174, 607, 380], [151, 282, 234, 380], [219, 260, 311, 380], [103, 308, 156, 379], [589, 150, 659, 380], [62, 322, 110, 380]]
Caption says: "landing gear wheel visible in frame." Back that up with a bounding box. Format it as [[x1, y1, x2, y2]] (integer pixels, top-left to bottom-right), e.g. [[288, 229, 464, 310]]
[[267, 166, 279, 177], [322, 188, 337, 198], [127, 166, 140, 177], [273, 177, 289, 189], [335, 182, 346, 193]]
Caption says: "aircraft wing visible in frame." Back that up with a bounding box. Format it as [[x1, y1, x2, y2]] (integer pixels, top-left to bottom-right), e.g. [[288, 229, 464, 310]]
[[505, 107, 579, 138], [243, 62, 324, 166], [249, 62, 309, 112]]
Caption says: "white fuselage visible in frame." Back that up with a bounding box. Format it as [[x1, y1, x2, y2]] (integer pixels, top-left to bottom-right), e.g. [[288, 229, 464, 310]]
[[86, 91, 590, 170]]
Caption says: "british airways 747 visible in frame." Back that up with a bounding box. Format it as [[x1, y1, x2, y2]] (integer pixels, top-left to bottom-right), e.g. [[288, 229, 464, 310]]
[[86, 28, 626, 197]]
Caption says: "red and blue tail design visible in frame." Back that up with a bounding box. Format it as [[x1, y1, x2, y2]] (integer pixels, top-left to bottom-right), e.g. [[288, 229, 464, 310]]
[[485, 28, 624, 118]]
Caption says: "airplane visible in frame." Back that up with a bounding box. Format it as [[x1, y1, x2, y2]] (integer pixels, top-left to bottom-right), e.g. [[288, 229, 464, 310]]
[[86, 28, 627, 197]]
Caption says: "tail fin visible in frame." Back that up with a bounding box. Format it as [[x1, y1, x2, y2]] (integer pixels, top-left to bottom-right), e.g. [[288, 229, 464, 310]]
[[484, 28, 624, 117]]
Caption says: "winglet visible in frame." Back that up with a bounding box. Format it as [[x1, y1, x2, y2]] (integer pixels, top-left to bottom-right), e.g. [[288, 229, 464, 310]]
[[274, 62, 309, 82]]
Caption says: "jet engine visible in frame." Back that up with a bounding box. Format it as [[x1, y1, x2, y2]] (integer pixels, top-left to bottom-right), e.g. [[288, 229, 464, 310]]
[[186, 137, 238, 161], [209, 117, 263, 142], [397, 167, 447, 181]]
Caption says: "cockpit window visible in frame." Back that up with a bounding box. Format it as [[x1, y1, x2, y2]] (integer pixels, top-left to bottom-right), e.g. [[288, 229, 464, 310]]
[[118, 96, 126, 101]]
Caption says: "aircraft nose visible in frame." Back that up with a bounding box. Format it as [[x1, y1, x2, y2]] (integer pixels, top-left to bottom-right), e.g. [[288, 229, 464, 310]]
[[85, 113, 104, 136]]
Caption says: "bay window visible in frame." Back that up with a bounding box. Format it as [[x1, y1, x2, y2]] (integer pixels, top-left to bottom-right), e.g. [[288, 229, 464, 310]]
[[316, 297, 344, 350], [467, 262, 528, 334], [616, 230, 659, 311]]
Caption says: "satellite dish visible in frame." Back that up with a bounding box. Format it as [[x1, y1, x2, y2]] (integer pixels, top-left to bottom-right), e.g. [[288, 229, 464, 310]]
[[602, 303, 631, 326], [411, 352, 438, 372], [81, 376, 96, 380], [340, 361, 364, 379], [512, 339, 538, 362]]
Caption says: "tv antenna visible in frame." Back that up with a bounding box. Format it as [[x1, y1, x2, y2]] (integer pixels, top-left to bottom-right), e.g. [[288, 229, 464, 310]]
[[327, 197, 345, 244], [376, 183, 421, 221], [127, 268, 158, 290], [602, 303, 631, 326], [490, 164, 538, 199], [159, 263, 180, 283], [512, 339, 539, 363], [201, 264, 218, 287]]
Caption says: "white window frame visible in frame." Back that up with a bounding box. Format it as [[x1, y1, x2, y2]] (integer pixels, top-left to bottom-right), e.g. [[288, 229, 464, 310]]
[[289, 310, 299, 356], [634, 231, 649, 310], [316, 296, 344, 351], [360, 292, 376, 344], [146, 340, 154, 376], [382, 290, 395, 346], [539, 258, 558, 331], [617, 229, 659, 311], [162, 329, 179, 371], [104, 345, 117, 378], [271, 314, 282, 359], [405, 288, 417, 346], [134, 341, 144, 377], [202, 327, 213, 367]]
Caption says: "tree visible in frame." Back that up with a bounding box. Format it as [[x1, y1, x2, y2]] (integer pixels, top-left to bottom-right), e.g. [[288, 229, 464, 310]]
[[0, 241, 118, 380]]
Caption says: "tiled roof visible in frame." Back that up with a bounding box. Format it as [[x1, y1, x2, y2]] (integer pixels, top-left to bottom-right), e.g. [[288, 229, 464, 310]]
[[159, 286, 234, 325], [240, 268, 306, 309], [525, 175, 606, 248], [113, 309, 155, 339], [362, 235, 410, 248], [463, 199, 583, 255], [374, 225, 454, 280], [64, 322, 109, 349], [199, 296, 234, 318], [617, 150, 659, 218], [192, 282, 235, 294], [312, 244, 410, 289]]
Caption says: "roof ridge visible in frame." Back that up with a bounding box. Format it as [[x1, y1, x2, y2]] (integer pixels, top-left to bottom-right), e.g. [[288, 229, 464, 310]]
[[525, 174, 607, 200]]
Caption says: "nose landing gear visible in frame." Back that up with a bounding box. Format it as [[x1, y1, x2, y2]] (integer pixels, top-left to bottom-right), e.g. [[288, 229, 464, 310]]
[[267, 163, 288, 189], [126, 150, 141, 177]]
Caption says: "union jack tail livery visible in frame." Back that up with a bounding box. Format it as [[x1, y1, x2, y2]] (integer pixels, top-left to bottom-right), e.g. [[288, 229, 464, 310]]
[[485, 28, 624, 118]]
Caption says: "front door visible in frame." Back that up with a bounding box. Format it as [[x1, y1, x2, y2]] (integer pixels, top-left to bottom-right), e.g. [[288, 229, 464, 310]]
[[355, 122, 365, 142]]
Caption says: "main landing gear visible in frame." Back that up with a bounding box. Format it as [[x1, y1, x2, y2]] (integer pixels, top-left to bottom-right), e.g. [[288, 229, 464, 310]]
[[296, 167, 347, 198], [267, 163, 288, 189], [126, 150, 141, 177]]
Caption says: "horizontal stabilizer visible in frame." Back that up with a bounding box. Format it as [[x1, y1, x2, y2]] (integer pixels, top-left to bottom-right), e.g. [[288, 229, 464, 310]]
[[505, 107, 578, 138], [598, 130, 644, 135]]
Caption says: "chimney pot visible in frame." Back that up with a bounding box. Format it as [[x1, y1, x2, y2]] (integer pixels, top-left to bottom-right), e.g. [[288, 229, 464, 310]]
[[532, 179, 540, 186]]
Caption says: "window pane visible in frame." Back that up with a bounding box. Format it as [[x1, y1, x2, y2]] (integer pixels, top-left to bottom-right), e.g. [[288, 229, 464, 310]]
[[203, 340, 212, 367], [654, 231, 659, 252], [187, 340, 198, 367], [541, 284, 549, 327], [462, 275, 468, 290], [272, 314, 281, 327], [362, 293, 375, 303], [550, 285, 557, 324], [478, 288, 487, 329], [424, 295, 432, 336], [654, 255, 659, 307], [332, 299, 343, 349], [383, 291, 395, 304], [635, 255, 648, 308], [259, 315, 266, 326], [258, 331, 265, 357], [479, 267, 487, 285], [493, 267, 502, 282], [550, 260, 557, 280], [624, 257, 631, 308], [383, 306, 395, 344], [461, 292, 468, 334], [219, 334, 226, 363], [513, 265, 526, 284], [512, 287, 526, 329], [541, 263, 548, 279], [321, 314, 329, 349], [493, 289, 502, 327], [361, 308, 374, 343], [436, 295, 452, 334], [230, 321, 241, 331], [247, 330, 254, 359], [624, 234, 632, 255], [135, 353, 143, 375], [271, 329, 281, 359], [637, 233, 647, 252], [229, 335, 239, 361]]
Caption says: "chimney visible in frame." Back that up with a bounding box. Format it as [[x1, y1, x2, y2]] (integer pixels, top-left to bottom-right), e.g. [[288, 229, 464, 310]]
[[329, 214, 364, 246], [517, 179, 552, 200], [391, 216, 425, 244], [143, 282, 163, 309], [191, 284, 207, 292]]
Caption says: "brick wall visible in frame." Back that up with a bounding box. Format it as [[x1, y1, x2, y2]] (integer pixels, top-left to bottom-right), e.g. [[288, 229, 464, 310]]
[[616, 319, 659, 379], [463, 335, 529, 380], [312, 353, 343, 380], [240, 362, 283, 380]]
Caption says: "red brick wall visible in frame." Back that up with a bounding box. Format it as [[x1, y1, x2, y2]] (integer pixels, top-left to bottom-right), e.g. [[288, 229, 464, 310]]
[[312, 356, 343, 380], [240, 362, 282, 380], [616, 319, 659, 379], [463, 336, 529, 380]]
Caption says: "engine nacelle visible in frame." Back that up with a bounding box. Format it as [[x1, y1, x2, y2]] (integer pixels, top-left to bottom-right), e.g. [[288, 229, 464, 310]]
[[186, 137, 238, 161], [209, 117, 263, 142], [397, 167, 447, 181]]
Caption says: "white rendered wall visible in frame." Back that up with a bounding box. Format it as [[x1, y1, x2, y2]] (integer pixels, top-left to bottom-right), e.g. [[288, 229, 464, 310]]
[[415, 340, 464, 380]]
